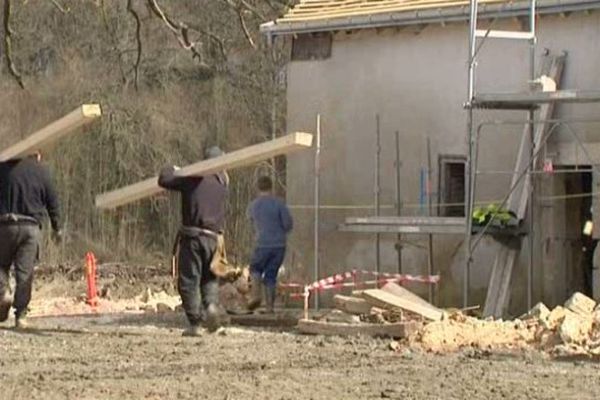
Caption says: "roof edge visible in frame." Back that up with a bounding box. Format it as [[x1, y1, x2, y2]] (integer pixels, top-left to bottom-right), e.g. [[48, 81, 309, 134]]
[[260, 0, 600, 36]]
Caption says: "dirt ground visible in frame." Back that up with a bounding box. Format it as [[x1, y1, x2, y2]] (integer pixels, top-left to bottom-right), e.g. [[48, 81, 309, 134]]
[[0, 310, 599, 400], [1, 272, 599, 400]]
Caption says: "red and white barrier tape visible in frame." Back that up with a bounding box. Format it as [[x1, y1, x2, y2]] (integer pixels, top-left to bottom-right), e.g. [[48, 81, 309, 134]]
[[305, 270, 439, 292], [279, 270, 440, 301], [288, 278, 410, 298]]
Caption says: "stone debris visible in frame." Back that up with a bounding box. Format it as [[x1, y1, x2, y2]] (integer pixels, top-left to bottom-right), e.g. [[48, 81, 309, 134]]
[[558, 311, 593, 345], [520, 302, 550, 321], [564, 292, 596, 316], [406, 292, 600, 358], [135, 288, 180, 312]]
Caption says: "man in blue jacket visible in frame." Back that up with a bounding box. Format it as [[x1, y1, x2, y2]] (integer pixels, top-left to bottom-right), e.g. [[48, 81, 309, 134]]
[[247, 175, 293, 313]]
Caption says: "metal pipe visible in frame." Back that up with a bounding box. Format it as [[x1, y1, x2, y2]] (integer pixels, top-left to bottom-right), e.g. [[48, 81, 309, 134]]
[[477, 169, 596, 175], [467, 0, 478, 103], [527, 0, 537, 311], [464, 0, 479, 308], [427, 137, 435, 303], [375, 114, 382, 278], [314, 114, 321, 310], [395, 130, 403, 274]]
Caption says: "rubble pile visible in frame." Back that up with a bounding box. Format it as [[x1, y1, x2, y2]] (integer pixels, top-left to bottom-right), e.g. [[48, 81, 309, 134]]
[[408, 292, 600, 358]]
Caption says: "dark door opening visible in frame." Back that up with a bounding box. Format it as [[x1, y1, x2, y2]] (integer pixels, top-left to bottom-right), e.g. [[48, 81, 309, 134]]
[[563, 168, 594, 298], [438, 155, 466, 217]]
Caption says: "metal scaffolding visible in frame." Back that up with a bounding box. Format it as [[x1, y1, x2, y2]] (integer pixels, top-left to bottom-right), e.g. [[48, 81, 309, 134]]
[[463, 0, 600, 313]]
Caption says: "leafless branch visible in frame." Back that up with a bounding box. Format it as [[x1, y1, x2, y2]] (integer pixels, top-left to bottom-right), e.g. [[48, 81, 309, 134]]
[[192, 27, 227, 61], [237, 11, 256, 49], [127, 0, 143, 90], [239, 0, 266, 21], [3, 0, 25, 89], [220, 0, 262, 48], [47, 0, 70, 13], [222, 0, 266, 21], [146, 0, 203, 61]]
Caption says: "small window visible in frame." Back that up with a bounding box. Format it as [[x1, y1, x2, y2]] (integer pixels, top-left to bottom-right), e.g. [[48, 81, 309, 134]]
[[291, 33, 332, 61], [439, 155, 466, 217]]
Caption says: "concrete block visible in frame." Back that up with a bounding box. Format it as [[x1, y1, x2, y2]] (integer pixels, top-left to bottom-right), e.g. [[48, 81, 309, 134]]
[[565, 292, 596, 316]]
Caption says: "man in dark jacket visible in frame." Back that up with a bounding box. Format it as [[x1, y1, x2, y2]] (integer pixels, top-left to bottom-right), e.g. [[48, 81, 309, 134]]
[[0, 152, 62, 329], [158, 146, 228, 336]]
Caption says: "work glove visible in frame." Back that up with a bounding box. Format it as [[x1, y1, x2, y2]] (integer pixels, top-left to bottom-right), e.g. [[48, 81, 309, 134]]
[[52, 229, 63, 245]]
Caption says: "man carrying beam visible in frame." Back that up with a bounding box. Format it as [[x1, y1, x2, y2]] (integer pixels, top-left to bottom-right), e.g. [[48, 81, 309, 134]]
[[0, 152, 62, 329], [159, 146, 229, 336]]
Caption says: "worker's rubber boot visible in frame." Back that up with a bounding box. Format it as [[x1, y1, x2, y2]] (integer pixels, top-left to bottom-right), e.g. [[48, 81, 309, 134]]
[[182, 324, 202, 337], [0, 292, 12, 322], [202, 280, 222, 333], [247, 274, 263, 311], [205, 303, 222, 333], [15, 311, 33, 330], [264, 285, 276, 314]]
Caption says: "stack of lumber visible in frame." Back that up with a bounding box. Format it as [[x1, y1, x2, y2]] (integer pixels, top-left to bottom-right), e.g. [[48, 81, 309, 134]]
[[297, 282, 444, 339]]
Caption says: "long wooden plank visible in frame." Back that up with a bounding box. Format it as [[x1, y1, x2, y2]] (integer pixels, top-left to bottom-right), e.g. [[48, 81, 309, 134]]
[[362, 289, 443, 321], [333, 295, 372, 315], [95, 132, 313, 209], [508, 55, 565, 221], [0, 104, 101, 161], [483, 54, 565, 318], [230, 312, 299, 327], [297, 318, 420, 338], [381, 282, 437, 310]]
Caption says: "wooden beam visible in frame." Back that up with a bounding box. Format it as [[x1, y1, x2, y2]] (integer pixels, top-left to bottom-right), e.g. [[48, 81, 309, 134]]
[[297, 318, 420, 339], [333, 295, 372, 315], [483, 54, 566, 319], [95, 132, 314, 209], [230, 312, 299, 327], [380, 282, 436, 309], [362, 289, 443, 321], [0, 104, 102, 161]]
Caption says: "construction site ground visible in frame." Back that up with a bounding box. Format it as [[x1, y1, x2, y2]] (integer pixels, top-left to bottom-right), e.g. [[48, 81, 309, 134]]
[[2, 311, 600, 400], [1, 271, 600, 399]]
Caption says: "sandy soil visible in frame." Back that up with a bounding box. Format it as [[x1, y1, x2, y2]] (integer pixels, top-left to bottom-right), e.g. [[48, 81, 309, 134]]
[[1, 310, 600, 400]]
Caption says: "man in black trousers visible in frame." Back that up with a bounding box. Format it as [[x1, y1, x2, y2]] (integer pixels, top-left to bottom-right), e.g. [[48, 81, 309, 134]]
[[159, 146, 228, 336], [0, 152, 62, 329]]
